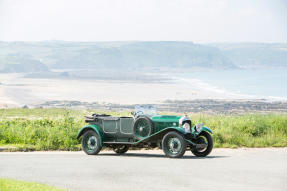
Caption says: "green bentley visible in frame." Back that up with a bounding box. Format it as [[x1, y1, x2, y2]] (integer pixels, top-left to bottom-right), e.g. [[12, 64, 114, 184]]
[[77, 105, 213, 158]]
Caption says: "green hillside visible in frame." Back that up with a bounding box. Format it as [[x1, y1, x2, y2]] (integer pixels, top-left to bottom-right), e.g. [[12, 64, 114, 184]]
[[0, 41, 235, 71], [210, 43, 287, 68], [1, 41, 287, 73]]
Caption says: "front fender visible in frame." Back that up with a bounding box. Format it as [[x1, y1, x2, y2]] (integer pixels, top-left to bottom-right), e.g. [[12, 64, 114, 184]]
[[135, 126, 186, 144], [76, 124, 102, 143], [166, 126, 186, 134], [202, 126, 213, 134]]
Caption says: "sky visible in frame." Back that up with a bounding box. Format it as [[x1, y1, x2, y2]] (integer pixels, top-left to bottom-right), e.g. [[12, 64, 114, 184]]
[[0, 0, 287, 43]]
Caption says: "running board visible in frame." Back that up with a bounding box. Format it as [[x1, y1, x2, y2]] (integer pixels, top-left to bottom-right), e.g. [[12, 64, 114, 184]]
[[103, 142, 134, 145]]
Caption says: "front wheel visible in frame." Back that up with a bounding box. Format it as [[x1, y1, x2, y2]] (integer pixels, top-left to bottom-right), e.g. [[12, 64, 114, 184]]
[[191, 131, 213, 157], [82, 130, 102, 155], [162, 131, 186, 158]]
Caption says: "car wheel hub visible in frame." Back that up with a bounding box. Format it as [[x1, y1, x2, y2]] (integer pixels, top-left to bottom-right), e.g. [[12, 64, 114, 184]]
[[167, 138, 181, 154], [135, 121, 151, 138], [87, 136, 97, 150]]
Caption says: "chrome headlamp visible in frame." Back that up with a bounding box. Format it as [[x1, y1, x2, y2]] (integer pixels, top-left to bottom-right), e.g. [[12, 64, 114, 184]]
[[179, 115, 190, 126], [183, 122, 191, 133], [195, 123, 204, 133]]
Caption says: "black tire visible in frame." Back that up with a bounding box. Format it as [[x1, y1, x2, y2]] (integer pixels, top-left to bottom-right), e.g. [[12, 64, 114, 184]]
[[81, 130, 102, 155], [162, 131, 186, 158], [133, 116, 154, 140], [112, 145, 129, 154], [191, 131, 213, 157]]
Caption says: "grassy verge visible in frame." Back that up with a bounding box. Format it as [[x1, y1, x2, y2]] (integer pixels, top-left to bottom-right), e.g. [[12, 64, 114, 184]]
[[0, 178, 67, 191], [0, 108, 286, 150]]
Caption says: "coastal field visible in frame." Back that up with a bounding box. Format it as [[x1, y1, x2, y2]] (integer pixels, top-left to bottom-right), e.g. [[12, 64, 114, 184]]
[[0, 108, 286, 151]]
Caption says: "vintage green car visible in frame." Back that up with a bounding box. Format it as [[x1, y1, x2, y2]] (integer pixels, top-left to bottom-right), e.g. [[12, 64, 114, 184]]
[[77, 106, 213, 158]]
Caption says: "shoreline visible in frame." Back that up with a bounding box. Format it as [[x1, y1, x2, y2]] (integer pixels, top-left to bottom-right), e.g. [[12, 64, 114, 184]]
[[0, 99, 285, 114], [0, 73, 287, 112]]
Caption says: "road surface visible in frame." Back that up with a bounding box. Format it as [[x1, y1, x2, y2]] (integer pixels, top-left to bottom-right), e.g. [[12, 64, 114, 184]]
[[0, 148, 287, 191]]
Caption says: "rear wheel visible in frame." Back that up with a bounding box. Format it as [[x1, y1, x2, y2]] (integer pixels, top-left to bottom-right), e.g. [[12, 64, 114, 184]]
[[113, 145, 129, 154], [82, 130, 102, 155], [191, 131, 213, 157], [162, 131, 186, 158], [133, 116, 154, 140]]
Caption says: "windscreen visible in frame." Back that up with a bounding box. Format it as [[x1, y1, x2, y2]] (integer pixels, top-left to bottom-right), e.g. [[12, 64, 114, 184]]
[[135, 105, 157, 117]]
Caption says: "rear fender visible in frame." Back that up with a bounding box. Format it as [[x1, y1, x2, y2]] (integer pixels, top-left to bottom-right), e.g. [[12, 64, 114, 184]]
[[76, 124, 102, 146]]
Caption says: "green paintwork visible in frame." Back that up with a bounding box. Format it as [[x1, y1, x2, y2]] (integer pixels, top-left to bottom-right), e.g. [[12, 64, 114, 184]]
[[191, 125, 213, 137], [78, 113, 214, 157], [151, 115, 182, 123], [77, 124, 103, 146], [77, 114, 212, 147], [152, 115, 181, 133], [134, 126, 186, 144], [127, 126, 184, 144]]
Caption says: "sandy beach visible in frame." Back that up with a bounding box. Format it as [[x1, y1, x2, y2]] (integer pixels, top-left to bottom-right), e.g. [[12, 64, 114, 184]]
[[0, 73, 266, 108]]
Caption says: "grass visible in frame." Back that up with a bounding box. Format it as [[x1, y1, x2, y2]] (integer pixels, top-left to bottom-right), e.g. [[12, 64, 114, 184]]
[[0, 108, 286, 150], [192, 113, 287, 148], [0, 178, 67, 191]]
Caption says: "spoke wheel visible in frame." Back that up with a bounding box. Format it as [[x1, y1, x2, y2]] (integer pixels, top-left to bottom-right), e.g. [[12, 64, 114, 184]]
[[133, 116, 154, 140], [167, 138, 182, 154], [191, 131, 213, 157], [82, 130, 102, 155], [162, 131, 186, 158]]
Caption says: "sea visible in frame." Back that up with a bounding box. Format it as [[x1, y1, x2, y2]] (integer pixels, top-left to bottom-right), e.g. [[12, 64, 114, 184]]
[[177, 68, 287, 100]]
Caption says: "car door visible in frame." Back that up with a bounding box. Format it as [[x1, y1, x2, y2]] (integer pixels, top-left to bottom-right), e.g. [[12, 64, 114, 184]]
[[102, 117, 119, 134], [120, 117, 134, 134]]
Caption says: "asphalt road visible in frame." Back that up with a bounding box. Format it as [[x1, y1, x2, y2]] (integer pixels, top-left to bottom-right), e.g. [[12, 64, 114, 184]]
[[0, 148, 287, 191]]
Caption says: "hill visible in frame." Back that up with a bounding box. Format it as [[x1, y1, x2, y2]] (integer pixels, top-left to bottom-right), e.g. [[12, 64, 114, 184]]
[[209, 43, 287, 69], [0, 41, 235, 71], [1, 41, 287, 73]]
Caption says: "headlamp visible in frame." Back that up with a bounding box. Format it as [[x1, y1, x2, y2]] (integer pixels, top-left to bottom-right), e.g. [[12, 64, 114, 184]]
[[183, 122, 191, 133], [195, 123, 204, 132]]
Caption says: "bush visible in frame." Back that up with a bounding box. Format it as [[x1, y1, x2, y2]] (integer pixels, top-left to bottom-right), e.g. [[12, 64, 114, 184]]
[[0, 109, 286, 150], [191, 113, 287, 147]]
